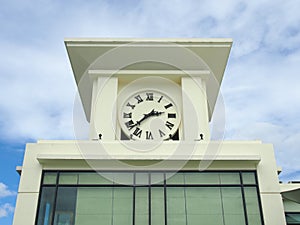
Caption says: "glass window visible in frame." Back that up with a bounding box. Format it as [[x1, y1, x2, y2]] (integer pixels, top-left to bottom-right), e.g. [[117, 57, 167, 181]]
[[59, 173, 78, 185], [220, 173, 241, 184], [54, 187, 77, 225], [136, 173, 149, 186], [78, 173, 113, 185], [151, 173, 164, 185], [75, 187, 112, 225], [167, 187, 186, 225], [36, 187, 55, 225], [113, 187, 133, 225], [166, 173, 184, 184], [242, 172, 256, 185], [222, 187, 246, 225], [244, 187, 262, 225], [43, 172, 57, 185], [151, 187, 164, 225], [36, 171, 263, 225], [135, 187, 149, 224], [113, 172, 133, 185], [185, 187, 223, 225], [286, 213, 300, 224], [185, 172, 220, 184]]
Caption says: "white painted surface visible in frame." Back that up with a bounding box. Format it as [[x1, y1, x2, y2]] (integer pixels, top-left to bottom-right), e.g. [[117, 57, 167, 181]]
[[13, 140, 286, 225]]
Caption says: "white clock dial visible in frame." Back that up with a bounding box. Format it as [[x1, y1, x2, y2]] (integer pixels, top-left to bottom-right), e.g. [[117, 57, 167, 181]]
[[119, 90, 180, 140]]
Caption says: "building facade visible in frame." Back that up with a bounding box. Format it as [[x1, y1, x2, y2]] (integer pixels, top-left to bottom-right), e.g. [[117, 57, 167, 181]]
[[13, 38, 300, 225]]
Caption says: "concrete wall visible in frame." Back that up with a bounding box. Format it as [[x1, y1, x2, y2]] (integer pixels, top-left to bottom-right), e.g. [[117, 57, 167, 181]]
[[13, 140, 286, 225]]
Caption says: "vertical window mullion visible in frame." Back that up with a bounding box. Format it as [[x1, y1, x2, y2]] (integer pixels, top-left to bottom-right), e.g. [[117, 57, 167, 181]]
[[164, 172, 167, 225], [149, 172, 151, 225], [183, 173, 188, 225], [111, 186, 114, 225], [240, 172, 249, 225], [50, 171, 60, 225], [219, 174, 226, 225], [133, 172, 136, 225]]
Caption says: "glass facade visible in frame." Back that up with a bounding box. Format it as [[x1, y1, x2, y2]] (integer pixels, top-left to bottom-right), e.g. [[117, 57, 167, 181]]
[[36, 171, 264, 225], [286, 213, 300, 224]]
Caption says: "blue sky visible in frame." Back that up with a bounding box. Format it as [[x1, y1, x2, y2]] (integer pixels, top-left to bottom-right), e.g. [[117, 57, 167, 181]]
[[1, 0, 300, 224]]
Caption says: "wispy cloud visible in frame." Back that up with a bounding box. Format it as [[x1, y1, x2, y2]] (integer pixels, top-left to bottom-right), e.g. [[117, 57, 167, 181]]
[[0, 203, 14, 218], [0, 183, 15, 219], [0, 183, 16, 198]]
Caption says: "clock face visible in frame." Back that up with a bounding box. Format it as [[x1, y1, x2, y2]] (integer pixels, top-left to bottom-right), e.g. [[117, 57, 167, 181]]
[[119, 90, 181, 140]]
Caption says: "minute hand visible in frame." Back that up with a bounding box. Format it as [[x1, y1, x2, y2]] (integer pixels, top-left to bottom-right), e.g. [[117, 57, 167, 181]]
[[136, 109, 155, 125]]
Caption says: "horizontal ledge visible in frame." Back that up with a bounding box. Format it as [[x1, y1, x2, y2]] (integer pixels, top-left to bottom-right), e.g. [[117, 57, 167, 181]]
[[65, 40, 232, 48], [88, 69, 211, 77], [37, 154, 261, 162], [67, 44, 232, 48], [64, 37, 233, 42], [280, 184, 300, 192], [281, 188, 300, 204], [36, 140, 263, 144]]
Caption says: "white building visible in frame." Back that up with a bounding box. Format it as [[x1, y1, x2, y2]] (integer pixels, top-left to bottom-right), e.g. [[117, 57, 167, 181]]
[[13, 38, 300, 225]]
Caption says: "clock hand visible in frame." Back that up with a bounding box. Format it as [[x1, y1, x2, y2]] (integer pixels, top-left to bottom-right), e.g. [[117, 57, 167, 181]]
[[136, 109, 155, 126], [153, 111, 164, 116], [135, 109, 165, 126]]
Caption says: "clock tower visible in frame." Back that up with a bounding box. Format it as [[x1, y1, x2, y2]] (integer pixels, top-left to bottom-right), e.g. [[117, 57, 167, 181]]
[[12, 38, 299, 225], [66, 38, 232, 142]]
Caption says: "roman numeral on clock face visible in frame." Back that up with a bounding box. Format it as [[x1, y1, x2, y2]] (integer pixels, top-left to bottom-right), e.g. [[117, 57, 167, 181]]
[[159, 129, 165, 137], [133, 127, 142, 138], [146, 93, 153, 101], [134, 95, 143, 104], [125, 120, 135, 130], [168, 113, 176, 118], [121, 91, 179, 141], [146, 131, 153, 140], [126, 102, 135, 109], [165, 121, 174, 130], [158, 95, 163, 103], [164, 103, 173, 109], [123, 112, 132, 118]]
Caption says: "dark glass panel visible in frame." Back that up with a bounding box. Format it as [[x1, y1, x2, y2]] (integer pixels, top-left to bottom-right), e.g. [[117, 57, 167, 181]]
[[53, 187, 77, 225], [36, 187, 56, 225]]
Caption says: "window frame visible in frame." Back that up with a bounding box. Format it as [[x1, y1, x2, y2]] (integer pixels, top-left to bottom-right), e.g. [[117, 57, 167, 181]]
[[35, 170, 265, 225], [286, 212, 300, 225]]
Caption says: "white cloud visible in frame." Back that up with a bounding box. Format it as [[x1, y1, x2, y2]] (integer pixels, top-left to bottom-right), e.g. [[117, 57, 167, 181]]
[[0, 0, 300, 180], [0, 183, 16, 219], [0, 41, 76, 141], [0, 183, 16, 198], [0, 203, 14, 218], [222, 45, 300, 178]]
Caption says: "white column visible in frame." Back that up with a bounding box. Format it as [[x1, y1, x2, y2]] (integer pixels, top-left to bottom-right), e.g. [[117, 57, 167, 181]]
[[181, 77, 210, 141], [90, 76, 118, 140]]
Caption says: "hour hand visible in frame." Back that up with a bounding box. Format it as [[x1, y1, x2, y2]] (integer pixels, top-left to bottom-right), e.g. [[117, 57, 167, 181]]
[[153, 110, 164, 116]]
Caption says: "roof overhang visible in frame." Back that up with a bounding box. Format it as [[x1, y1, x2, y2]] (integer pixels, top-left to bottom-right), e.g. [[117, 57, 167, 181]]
[[65, 38, 232, 122], [281, 184, 300, 203]]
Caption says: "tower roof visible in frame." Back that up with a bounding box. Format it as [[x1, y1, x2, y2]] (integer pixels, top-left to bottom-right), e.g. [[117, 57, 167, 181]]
[[65, 38, 232, 121]]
